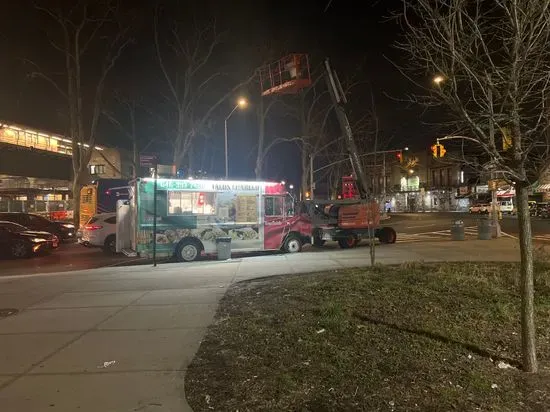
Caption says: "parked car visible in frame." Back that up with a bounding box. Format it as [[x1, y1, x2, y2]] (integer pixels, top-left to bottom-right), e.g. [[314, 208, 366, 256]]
[[498, 199, 515, 214], [0, 213, 75, 241], [537, 202, 550, 219], [0, 221, 59, 258], [469, 203, 491, 214], [78, 212, 117, 253]]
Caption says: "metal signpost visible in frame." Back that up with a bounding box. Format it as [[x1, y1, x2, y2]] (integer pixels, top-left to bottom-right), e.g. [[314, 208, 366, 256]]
[[140, 154, 159, 266]]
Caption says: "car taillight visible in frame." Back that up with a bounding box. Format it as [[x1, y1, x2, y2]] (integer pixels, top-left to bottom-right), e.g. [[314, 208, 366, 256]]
[[84, 224, 103, 231]]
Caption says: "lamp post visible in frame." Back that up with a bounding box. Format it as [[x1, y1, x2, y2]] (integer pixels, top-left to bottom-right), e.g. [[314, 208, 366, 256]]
[[224, 98, 247, 179]]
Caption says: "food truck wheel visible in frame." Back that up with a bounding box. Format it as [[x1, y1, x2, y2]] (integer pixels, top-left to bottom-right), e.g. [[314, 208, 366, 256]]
[[283, 235, 302, 253], [176, 240, 201, 262]]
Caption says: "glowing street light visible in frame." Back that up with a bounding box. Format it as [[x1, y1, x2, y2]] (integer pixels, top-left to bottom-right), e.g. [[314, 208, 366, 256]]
[[225, 97, 248, 179], [433, 75, 445, 85], [289, 184, 294, 190]]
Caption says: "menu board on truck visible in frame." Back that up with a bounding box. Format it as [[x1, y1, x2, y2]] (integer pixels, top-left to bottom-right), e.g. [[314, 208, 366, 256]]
[[235, 195, 258, 224]]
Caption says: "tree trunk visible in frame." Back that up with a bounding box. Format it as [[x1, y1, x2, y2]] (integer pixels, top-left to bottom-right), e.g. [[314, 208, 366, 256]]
[[188, 140, 195, 177], [72, 176, 81, 228], [132, 139, 138, 179], [516, 182, 538, 372], [301, 148, 309, 199]]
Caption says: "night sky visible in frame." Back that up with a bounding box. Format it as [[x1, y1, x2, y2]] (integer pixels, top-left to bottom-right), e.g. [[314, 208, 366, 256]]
[[0, 0, 428, 186]]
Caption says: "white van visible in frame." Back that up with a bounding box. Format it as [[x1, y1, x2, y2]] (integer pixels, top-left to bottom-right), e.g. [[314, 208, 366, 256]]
[[498, 199, 515, 214]]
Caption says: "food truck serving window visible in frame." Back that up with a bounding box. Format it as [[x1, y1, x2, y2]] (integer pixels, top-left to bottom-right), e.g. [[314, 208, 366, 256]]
[[168, 191, 216, 215]]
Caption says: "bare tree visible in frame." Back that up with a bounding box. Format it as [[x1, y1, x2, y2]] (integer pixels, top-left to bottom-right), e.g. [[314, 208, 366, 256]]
[[254, 96, 280, 180], [102, 94, 141, 178], [395, 0, 550, 372], [153, 7, 255, 171], [29, 0, 131, 226]]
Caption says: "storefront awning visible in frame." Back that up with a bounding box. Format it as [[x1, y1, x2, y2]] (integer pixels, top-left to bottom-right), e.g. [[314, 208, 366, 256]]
[[535, 183, 550, 193]]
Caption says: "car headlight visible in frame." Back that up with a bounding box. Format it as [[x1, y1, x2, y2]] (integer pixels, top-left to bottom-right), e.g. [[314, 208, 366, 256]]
[[31, 238, 47, 243], [62, 223, 75, 229]]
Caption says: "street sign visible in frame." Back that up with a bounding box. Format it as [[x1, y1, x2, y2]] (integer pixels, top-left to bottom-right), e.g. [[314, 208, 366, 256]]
[[140, 154, 158, 167], [488, 179, 498, 191]]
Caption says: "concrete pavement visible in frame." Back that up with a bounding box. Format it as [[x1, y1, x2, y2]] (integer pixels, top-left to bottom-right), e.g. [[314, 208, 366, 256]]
[[0, 238, 522, 411]]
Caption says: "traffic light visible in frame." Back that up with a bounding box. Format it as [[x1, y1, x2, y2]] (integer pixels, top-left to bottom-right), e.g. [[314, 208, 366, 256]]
[[431, 143, 446, 158], [501, 127, 512, 151], [396, 151, 403, 163]]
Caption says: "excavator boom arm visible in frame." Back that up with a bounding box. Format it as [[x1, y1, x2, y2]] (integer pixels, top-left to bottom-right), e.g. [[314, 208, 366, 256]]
[[323, 59, 369, 200]]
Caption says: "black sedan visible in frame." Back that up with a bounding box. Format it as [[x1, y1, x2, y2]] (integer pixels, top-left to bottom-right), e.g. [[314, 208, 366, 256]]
[[0, 212, 75, 241], [0, 221, 59, 258]]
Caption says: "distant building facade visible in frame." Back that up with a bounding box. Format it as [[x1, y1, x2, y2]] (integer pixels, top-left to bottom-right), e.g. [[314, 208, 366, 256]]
[[0, 121, 131, 215]]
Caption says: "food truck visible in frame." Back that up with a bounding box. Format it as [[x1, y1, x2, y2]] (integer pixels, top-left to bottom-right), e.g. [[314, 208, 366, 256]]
[[118, 178, 312, 262]]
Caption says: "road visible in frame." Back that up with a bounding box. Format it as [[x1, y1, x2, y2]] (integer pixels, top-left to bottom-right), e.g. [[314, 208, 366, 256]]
[[386, 212, 550, 243], [2, 212, 549, 277]]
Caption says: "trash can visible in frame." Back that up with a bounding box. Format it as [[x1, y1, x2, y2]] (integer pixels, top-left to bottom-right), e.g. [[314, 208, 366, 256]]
[[451, 219, 465, 241], [216, 237, 232, 260], [477, 217, 492, 240]]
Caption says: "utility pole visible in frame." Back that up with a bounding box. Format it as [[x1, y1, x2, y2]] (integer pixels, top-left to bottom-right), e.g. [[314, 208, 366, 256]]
[[382, 154, 387, 217], [224, 118, 229, 179]]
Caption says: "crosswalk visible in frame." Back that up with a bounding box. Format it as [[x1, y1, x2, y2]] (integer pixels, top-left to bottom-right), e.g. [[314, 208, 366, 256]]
[[397, 227, 550, 243], [397, 226, 479, 243]]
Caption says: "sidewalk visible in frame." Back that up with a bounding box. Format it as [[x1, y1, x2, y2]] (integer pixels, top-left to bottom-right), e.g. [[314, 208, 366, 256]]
[[0, 238, 521, 411]]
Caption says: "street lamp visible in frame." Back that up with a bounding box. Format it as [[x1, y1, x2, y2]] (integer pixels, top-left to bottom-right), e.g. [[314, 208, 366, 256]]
[[224, 97, 248, 179], [289, 184, 294, 190], [433, 75, 445, 86]]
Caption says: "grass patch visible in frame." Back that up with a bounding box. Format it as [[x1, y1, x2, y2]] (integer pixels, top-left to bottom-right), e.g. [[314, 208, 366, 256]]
[[186, 263, 550, 411]]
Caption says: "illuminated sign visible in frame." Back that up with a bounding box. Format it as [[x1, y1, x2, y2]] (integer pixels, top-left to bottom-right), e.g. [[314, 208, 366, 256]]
[[145, 178, 283, 194]]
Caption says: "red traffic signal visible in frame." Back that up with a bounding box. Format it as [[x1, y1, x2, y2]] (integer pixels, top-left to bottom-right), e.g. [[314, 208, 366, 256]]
[[396, 152, 403, 163]]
